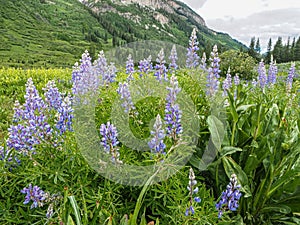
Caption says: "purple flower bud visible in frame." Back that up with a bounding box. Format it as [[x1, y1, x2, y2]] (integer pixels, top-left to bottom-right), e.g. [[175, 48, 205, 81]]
[[186, 28, 200, 68], [148, 114, 166, 154]]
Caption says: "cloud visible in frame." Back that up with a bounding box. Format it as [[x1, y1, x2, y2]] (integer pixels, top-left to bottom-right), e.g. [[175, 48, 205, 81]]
[[181, 0, 207, 10], [204, 8, 300, 50]]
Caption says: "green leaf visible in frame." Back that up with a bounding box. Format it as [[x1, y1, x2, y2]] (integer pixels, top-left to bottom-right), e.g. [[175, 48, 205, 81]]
[[260, 205, 291, 214], [207, 115, 225, 150], [219, 146, 243, 157], [243, 154, 260, 174], [68, 196, 82, 225]]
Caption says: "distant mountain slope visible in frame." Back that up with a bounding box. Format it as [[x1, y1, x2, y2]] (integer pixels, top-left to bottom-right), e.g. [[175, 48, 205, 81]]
[[0, 0, 246, 68]]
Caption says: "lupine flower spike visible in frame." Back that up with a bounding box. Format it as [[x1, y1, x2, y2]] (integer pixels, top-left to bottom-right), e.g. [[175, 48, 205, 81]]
[[286, 62, 295, 92], [222, 67, 232, 96], [186, 28, 200, 68], [267, 55, 277, 85], [165, 74, 182, 141], [154, 48, 168, 82], [126, 54, 135, 82], [117, 82, 136, 113], [206, 45, 220, 97], [216, 174, 242, 218], [185, 167, 201, 216], [200, 52, 207, 71], [148, 114, 166, 155], [169, 44, 178, 72], [100, 122, 122, 164], [258, 60, 267, 90]]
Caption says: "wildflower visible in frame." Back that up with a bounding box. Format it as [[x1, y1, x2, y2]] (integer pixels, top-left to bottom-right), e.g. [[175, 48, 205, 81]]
[[148, 114, 166, 155], [215, 174, 242, 218], [56, 94, 73, 134], [154, 48, 168, 82], [222, 68, 232, 96], [169, 44, 178, 72], [200, 52, 207, 71], [126, 54, 135, 82], [186, 28, 200, 68], [117, 82, 135, 113], [233, 74, 240, 86], [138, 55, 153, 77], [43, 80, 63, 110], [99, 122, 122, 163], [21, 184, 46, 209], [165, 74, 182, 141], [209, 45, 221, 79], [286, 62, 295, 92], [258, 60, 267, 89], [185, 168, 201, 216], [267, 56, 277, 85], [206, 45, 220, 97]]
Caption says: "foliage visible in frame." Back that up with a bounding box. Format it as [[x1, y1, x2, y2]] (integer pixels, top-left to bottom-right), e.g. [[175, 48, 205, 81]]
[[219, 50, 257, 80]]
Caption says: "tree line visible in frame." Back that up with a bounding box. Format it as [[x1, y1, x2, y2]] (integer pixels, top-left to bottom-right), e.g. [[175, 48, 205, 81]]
[[247, 36, 300, 63]]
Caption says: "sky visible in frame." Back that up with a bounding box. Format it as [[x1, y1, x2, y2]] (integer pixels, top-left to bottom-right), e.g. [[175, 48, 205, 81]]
[[181, 0, 300, 52]]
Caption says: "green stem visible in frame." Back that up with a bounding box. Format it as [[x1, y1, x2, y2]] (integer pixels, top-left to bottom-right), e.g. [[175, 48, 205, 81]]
[[131, 168, 161, 225], [231, 122, 236, 146]]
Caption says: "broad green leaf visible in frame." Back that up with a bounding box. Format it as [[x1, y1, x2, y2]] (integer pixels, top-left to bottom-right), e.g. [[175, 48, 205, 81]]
[[207, 115, 225, 151], [219, 146, 243, 157]]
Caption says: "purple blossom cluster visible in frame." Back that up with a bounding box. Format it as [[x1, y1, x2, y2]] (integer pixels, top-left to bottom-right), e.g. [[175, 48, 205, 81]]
[[6, 79, 54, 154], [286, 62, 296, 92], [154, 48, 168, 82], [267, 59, 278, 85], [148, 114, 166, 155], [21, 184, 46, 209], [56, 94, 74, 134], [138, 55, 153, 77], [126, 54, 135, 82], [258, 60, 267, 89], [222, 68, 232, 96], [216, 174, 242, 218], [117, 82, 135, 113], [186, 28, 200, 68], [164, 74, 182, 140], [185, 167, 201, 216], [169, 45, 178, 72], [200, 52, 207, 71], [21, 184, 62, 218], [94, 50, 117, 85], [99, 122, 122, 163], [233, 74, 240, 86], [206, 45, 220, 97]]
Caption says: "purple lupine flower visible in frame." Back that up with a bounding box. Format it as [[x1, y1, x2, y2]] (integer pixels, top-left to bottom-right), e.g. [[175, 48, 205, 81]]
[[117, 82, 135, 113], [102, 63, 117, 86], [154, 48, 168, 82], [138, 55, 153, 77], [72, 50, 92, 82], [43, 80, 63, 110], [186, 28, 200, 68], [286, 62, 296, 92], [7, 79, 54, 154], [94, 50, 107, 78], [169, 44, 178, 72], [185, 168, 201, 216], [209, 45, 221, 79], [200, 52, 207, 71], [72, 50, 99, 99], [165, 74, 182, 141], [216, 174, 242, 218], [258, 60, 267, 89], [233, 74, 240, 86], [206, 45, 221, 97], [21, 184, 46, 209], [267, 56, 277, 85], [56, 94, 73, 134], [126, 54, 135, 82], [148, 114, 166, 154], [99, 122, 122, 163], [222, 68, 232, 96]]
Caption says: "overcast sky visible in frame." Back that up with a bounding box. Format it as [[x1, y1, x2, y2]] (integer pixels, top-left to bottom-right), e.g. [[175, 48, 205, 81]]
[[181, 0, 300, 52]]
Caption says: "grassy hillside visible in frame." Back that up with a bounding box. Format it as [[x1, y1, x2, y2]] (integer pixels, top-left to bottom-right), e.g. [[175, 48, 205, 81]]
[[0, 0, 245, 68]]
